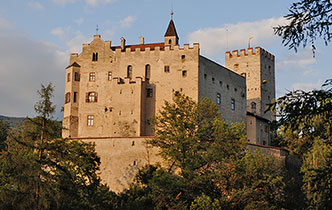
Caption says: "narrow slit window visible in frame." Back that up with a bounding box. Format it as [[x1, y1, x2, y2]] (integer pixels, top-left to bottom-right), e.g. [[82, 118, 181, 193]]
[[73, 92, 77, 103], [145, 64, 151, 80], [182, 70, 187, 78], [65, 92, 70, 103], [127, 65, 133, 79], [231, 98, 235, 110], [108, 71, 112, 80], [216, 93, 221, 105]]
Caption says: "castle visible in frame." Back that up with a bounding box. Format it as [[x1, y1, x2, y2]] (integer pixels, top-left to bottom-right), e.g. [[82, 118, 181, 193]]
[[62, 19, 276, 192]]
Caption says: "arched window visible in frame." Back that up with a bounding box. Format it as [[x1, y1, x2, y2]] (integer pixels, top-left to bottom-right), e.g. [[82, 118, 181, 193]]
[[127, 65, 133, 79], [145, 64, 151, 80], [169, 39, 172, 44], [251, 102, 256, 113]]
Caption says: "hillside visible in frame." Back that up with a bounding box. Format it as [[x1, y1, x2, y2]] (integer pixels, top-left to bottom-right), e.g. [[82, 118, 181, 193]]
[[0, 115, 26, 128]]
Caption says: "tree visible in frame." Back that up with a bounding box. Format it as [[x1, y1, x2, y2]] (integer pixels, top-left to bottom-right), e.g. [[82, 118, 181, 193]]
[[274, 0, 332, 51], [119, 93, 285, 209], [270, 79, 332, 156], [0, 119, 9, 151], [302, 139, 332, 209], [0, 83, 118, 210]]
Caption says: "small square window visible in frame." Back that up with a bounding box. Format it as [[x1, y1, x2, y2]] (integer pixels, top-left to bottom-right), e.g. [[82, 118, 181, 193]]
[[147, 88, 153, 97], [181, 55, 185, 59], [89, 72, 95, 81], [87, 115, 94, 126], [164, 66, 170, 73], [182, 70, 187, 77]]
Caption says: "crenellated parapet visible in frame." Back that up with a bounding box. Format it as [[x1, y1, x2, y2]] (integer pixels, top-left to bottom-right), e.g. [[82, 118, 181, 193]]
[[226, 47, 274, 61]]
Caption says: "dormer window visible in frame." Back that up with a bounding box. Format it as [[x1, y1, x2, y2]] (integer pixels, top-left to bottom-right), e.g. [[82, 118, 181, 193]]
[[92, 52, 98, 61]]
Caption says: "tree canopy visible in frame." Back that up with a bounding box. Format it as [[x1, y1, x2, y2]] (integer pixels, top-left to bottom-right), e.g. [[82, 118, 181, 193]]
[[275, 0, 332, 51]]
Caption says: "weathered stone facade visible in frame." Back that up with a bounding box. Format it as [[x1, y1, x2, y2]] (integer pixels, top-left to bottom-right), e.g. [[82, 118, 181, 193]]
[[225, 47, 276, 145], [62, 19, 275, 192]]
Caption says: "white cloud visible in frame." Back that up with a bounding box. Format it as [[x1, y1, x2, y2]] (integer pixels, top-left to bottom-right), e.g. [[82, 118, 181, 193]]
[[51, 27, 66, 38], [276, 48, 316, 75], [188, 17, 287, 57], [66, 32, 90, 53], [120, 16, 136, 28], [292, 80, 323, 91], [52, 0, 77, 5], [28, 1, 44, 10], [75, 18, 84, 25], [0, 19, 67, 118], [52, 0, 114, 7]]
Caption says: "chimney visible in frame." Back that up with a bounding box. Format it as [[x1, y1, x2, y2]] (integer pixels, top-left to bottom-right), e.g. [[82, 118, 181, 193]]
[[121, 37, 126, 50], [139, 36, 144, 44]]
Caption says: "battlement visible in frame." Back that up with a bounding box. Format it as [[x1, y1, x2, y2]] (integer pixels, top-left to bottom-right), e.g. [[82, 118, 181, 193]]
[[112, 76, 144, 85], [226, 46, 274, 61]]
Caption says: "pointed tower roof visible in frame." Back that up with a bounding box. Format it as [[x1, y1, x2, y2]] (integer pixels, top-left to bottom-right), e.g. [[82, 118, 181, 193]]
[[164, 19, 179, 38]]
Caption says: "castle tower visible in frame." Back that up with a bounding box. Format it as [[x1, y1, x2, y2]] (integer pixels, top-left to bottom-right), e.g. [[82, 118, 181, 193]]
[[164, 19, 179, 48], [225, 47, 276, 145]]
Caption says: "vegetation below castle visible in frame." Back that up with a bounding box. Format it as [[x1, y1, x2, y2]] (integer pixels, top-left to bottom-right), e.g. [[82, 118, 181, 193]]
[[0, 79, 332, 209]]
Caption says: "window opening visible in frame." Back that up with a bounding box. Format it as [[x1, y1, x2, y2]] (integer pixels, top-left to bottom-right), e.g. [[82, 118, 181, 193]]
[[145, 64, 151, 79], [65, 92, 70, 103], [74, 72, 80, 81], [164, 65, 170, 73], [127, 65, 133, 79], [147, 88, 153, 98], [86, 92, 97, 103], [108, 72, 112, 80], [87, 115, 94, 126], [182, 70, 187, 77], [216, 93, 221, 105], [73, 92, 77, 103], [89, 72, 95, 81], [231, 98, 235, 110]]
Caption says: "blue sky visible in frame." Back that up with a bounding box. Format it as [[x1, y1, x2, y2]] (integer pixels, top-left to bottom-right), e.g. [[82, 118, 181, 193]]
[[0, 0, 331, 119]]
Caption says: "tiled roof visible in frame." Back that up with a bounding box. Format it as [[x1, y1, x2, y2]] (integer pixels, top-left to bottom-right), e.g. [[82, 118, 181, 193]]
[[164, 19, 179, 38], [111, 43, 165, 51], [65, 62, 81, 69]]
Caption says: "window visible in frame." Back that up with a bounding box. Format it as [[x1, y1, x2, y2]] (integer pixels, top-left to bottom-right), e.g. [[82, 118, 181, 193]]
[[74, 72, 80, 81], [216, 93, 221, 105], [231, 98, 235, 110], [181, 55, 185, 60], [73, 92, 77, 103], [92, 52, 98, 61], [65, 92, 70, 103], [164, 65, 170, 73], [234, 64, 239, 69], [108, 71, 112, 80], [87, 115, 94, 126], [86, 92, 97, 103], [127, 65, 133, 79], [219, 81, 222, 86], [212, 77, 215, 84], [265, 125, 269, 133], [251, 102, 256, 113], [227, 84, 229, 90], [168, 39, 172, 44], [182, 70, 187, 77], [67, 73, 71, 82], [89, 72, 95, 81], [204, 74, 207, 79], [145, 64, 151, 80], [147, 88, 153, 97]]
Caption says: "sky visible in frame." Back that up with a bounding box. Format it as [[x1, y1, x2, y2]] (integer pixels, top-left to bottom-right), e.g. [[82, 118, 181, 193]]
[[0, 0, 331, 119]]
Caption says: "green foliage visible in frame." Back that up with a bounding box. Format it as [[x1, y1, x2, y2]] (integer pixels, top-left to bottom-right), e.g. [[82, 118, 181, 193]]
[[0, 119, 10, 151], [118, 93, 286, 210], [302, 139, 332, 209], [0, 83, 118, 210], [274, 0, 332, 51], [190, 194, 222, 210], [270, 79, 332, 156]]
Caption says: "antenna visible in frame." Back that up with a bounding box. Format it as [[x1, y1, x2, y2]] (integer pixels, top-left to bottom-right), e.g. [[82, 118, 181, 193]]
[[96, 24, 99, 35], [171, 0, 174, 20], [226, 28, 229, 50]]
